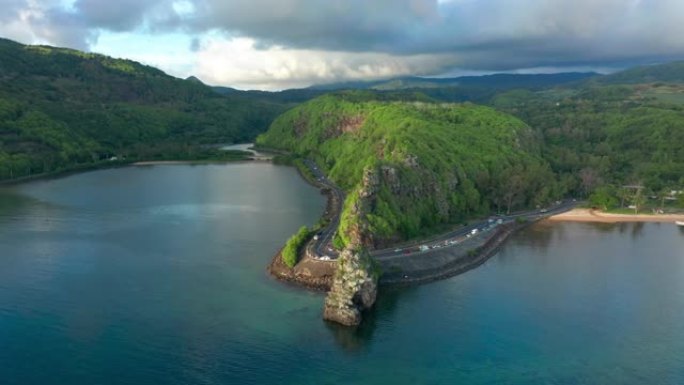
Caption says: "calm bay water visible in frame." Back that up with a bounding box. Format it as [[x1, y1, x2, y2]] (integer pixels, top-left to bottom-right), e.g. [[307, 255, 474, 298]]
[[1, 163, 683, 384]]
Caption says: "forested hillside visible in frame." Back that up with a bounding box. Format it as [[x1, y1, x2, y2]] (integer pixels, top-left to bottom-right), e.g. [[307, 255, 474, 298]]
[[258, 92, 557, 248], [492, 83, 684, 200], [0, 38, 284, 180], [3, 34, 683, 218], [594, 61, 684, 84]]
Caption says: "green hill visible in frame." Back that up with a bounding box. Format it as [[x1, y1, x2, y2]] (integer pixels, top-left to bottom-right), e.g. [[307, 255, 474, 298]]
[[0, 38, 284, 180], [309, 73, 597, 91], [257, 92, 557, 248], [491, 85, 684, 196], [596, 61, 684, 84]]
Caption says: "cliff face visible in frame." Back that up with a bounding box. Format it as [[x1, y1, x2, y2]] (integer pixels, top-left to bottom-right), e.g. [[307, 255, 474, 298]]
[[346, 162, 460, 249], [323, 190, 379, 327], [322, 247, 378, 326]]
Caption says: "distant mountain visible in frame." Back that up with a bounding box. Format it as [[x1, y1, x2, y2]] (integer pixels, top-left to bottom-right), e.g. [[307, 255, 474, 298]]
[[0, 38, 284, 181], [595, 61, 684, 84], [185, 75, 205, 84], [308, 72, 599, 91], [208, 72, 599, 106], [212, 86, 329, 104]]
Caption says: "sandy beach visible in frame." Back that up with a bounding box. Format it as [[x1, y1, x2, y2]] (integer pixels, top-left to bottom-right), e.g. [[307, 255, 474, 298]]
[[549, 208, 684, 223], [132, 161, 197, 166]]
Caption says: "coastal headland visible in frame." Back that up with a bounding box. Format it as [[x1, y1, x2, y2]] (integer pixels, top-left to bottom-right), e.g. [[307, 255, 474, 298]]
[[257, 93, 577, 326]]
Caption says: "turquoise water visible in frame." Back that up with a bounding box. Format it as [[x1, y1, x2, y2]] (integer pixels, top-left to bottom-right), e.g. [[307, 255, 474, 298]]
[[1, 164, 683, 384]]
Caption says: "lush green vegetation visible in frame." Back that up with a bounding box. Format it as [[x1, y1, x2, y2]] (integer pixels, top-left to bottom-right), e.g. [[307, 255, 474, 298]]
[[261, 63, 684, 249], [282, 226, 311, 268], [5, 35, 683, 249], [492, 84, 684, 199], [0, 38, 284, 181], [258, 92, 557, 248], [588, 184, 684, 214]]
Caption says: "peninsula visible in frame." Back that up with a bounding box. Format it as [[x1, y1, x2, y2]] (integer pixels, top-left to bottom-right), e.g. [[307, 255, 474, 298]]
[[259, 92, 563, 325]]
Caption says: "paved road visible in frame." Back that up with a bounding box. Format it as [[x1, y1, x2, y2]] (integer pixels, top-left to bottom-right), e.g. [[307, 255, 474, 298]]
[[303, 159, 345, 259], [371, 201, 576, 260], [301, 159, 576, 261]]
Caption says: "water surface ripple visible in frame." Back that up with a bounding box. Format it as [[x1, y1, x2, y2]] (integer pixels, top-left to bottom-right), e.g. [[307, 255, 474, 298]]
[[1, 164, 683, 384]]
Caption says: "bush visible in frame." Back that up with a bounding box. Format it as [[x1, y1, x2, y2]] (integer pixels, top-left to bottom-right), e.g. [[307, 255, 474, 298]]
[[281, 226, 311, 268]]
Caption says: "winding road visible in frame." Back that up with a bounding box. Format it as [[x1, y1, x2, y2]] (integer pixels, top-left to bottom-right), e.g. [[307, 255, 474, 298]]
[[303, 159, 345, 259], [302, 159, 576, 262]]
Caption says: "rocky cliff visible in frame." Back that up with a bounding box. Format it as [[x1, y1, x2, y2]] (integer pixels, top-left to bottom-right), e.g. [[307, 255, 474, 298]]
[[322, 247, 378, 326]]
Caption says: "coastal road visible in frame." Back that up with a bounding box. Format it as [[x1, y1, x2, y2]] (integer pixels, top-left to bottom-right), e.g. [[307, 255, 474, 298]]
[[371, 201, 576, 261], [301, 159, 576, 261], [303, 159, 345, 259]]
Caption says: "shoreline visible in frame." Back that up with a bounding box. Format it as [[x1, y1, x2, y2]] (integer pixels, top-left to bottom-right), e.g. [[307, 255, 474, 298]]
[[131, 160, 255, 166], [379, 221, 529, 286], [266, 159, 567, 291], [0, 157, 263, 187], [0, 161, 130, 187], [266, 168, 339, 290], [548, 208, 684, 223]]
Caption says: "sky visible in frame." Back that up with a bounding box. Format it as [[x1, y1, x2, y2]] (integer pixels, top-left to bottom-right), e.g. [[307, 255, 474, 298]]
[[1, 0, 684, 90]]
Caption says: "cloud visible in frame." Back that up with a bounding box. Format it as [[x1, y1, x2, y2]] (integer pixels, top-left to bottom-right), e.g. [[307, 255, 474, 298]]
[[0, 0, 96, 49], [2, 0, 684, 89], [182, 0, 684, 68], [73, 0, 168, 31], [192, 36, 458, 90], [189, 36, 200, 52], [188, 0, 440, 53]]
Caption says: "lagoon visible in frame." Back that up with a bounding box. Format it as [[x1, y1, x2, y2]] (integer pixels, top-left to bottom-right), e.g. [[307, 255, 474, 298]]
[[1, 164, 683, 384]]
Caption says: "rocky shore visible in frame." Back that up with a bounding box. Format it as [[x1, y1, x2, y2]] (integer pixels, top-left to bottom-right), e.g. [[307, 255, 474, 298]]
[[322, 248, 378, 326], [268, 220, 529, 293], [267, 248, 336, 291], [267, 160, 534, 326]]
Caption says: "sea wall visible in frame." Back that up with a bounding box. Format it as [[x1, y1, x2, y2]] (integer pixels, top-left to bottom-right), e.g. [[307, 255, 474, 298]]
[[378, 222, 526, 286], [269, 222, 529, 290]]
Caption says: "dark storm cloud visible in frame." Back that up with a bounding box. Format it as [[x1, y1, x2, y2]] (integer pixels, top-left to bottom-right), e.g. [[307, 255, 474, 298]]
[[180, 0, 684, 70], [171, 0, 684, 70], [0, 0, 95, 49], [4, 0, 684, 74], [189, 0, 440, 52], [72, 0, 169, 31]]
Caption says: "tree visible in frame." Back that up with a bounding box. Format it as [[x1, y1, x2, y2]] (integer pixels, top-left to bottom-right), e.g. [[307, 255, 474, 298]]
[[632, 188, 646, 214], [617, 187, 632, 208], [281, 226, 310, 268], [589, 185, 618, 211], [657, 187, 671, 211], [579, 167, 601, 198]]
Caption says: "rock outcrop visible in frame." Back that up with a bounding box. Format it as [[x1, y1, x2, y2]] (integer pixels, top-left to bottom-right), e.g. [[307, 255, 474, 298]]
[[323, 247, 378, 326]]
